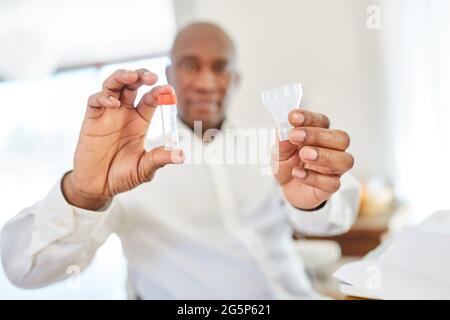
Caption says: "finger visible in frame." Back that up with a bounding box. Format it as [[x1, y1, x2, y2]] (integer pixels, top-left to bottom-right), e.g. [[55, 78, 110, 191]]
[[271, 140, 298, 162], [272, 148, 301, 185], [102, 69, 140, 99], [288, 109, 330, 128], [138, 147, 184, 182], [127, 69, 158, 90], [86, 92, 121, 118], [304, 162, 335, 175], [292, 167, 341, 194], [120, 69, 159, 107], [299, 146, 355, 175], [136, 85, 174, 123], [87, 92, 121, 108], [288, 127, 350, 151]]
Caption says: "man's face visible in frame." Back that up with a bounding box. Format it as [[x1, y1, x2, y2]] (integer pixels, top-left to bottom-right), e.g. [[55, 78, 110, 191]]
[[167, 27, 238, 132]]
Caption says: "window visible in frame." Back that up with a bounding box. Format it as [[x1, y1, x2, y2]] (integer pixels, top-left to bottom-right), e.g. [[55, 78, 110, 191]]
[[0, 0, 176, 299], [382, 0, 450, 224]]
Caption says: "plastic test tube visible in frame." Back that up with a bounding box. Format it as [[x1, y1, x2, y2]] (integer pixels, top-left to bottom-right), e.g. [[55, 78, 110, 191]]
[[158, 93, 180, 150], [261, 83, 302, 141]]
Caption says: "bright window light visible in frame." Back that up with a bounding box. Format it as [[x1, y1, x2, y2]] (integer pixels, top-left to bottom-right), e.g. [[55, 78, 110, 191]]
[[0, 56, 171, 299]]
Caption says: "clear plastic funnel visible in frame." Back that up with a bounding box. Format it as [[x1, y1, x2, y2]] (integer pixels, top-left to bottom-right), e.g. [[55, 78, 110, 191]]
[[261, 83, 302, 141]]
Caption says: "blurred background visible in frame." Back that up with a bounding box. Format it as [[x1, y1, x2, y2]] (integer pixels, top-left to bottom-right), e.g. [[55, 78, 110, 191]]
[[0, 0, 449, 299]]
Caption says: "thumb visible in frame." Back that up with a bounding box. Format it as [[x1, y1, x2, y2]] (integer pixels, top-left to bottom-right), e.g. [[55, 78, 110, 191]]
[[272, 140, 300, 184], [138, 147, 185, 182]]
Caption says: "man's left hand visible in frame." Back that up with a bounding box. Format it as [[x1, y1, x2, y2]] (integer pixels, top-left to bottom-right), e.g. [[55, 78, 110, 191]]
[[273, 109, 355, 210]]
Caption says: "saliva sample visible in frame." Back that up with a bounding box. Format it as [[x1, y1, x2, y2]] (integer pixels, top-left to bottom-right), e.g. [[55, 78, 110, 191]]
[[158, 93, 180, 150]]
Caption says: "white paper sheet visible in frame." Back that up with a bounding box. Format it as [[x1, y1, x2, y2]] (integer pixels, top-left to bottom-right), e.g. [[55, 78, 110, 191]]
[[333, 212, 450, 300]]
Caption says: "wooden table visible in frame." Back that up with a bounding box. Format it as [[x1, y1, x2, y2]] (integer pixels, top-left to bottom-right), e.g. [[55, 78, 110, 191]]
[[299, 212, 393, 257]]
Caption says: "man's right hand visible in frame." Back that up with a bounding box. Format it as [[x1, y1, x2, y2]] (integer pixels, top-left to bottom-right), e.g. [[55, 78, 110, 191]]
[[62, 69, 184, 211]]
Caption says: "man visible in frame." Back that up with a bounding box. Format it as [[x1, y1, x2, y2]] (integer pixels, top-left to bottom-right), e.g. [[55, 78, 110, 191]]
[[1, 23, 359, 299]]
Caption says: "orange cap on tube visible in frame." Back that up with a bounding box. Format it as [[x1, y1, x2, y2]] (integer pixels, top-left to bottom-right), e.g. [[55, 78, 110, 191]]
[[158, 93, 177, 105]]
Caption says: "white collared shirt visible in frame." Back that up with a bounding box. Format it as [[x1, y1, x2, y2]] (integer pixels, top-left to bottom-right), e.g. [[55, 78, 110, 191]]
[[1, 120, 360, 299]]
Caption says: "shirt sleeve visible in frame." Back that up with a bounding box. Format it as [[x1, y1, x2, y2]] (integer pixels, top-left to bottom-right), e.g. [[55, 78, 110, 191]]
[[284, 173, 361, 236], [1, 174, 121, 289]]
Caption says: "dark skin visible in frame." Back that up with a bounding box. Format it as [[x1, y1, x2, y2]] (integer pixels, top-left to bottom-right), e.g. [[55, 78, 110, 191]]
[[62, 69, 185, 210], [62, 22, 354, 211], [275, 111, 354, 209], [166, 23, 240, 134]]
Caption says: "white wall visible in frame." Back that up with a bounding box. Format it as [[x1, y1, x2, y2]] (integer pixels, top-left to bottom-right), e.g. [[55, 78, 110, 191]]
[[0, 0, 176, 78], [173, 0, 393, 180]]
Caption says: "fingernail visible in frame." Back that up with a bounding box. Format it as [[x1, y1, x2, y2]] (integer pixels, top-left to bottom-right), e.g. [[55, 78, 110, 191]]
[[301, 147, 318, 161], [143, 71, 155, 78], [123, 70, 134, 74], [293, 167, 307, 179], [171, 150, 185, 164], [108, 96, 119, 106], [289, 130, 306, 143], [292, 112, 304, 124]]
